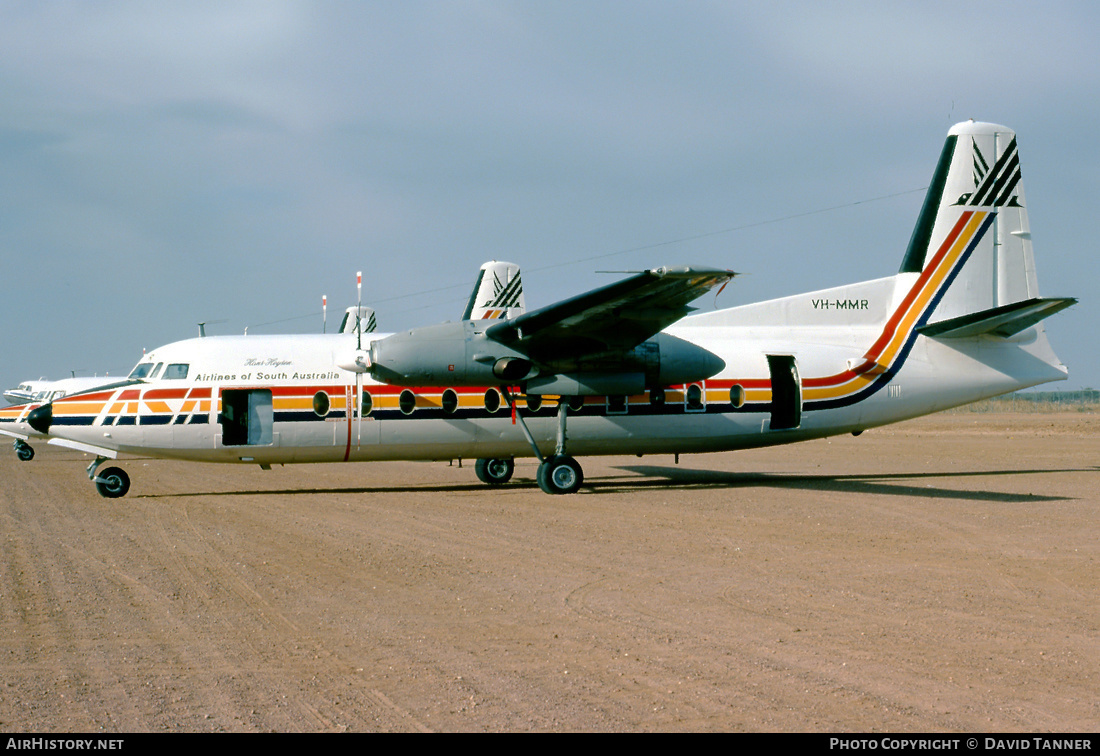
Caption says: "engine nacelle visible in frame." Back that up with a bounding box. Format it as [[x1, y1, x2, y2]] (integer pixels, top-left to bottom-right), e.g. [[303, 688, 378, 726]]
[[492, 357, 537, 382], [649, 332, 727, 387], [524, 334, 725, 395], [369, 322, 532, 386], [368, 322, 725, 393]]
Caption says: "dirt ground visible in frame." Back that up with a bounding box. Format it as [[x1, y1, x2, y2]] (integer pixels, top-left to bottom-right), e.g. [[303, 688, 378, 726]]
[[1, 412, 1097, 732]]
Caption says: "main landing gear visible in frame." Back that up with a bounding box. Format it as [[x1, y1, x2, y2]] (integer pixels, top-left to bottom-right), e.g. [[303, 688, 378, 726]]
[[536, 454, 583, 495], [479, 390, 585, 495], [88, 456, 131, 499], [474, 457, 515, 485], [14, 440, 34, 462]]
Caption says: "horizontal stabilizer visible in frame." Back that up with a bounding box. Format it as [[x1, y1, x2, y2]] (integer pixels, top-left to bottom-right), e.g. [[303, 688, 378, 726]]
[[918, 297, 1076, 339]]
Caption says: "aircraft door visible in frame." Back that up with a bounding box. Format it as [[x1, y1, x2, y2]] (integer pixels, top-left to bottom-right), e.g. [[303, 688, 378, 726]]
[[220, 389, 274, 446], [766, 355, 801, 431]]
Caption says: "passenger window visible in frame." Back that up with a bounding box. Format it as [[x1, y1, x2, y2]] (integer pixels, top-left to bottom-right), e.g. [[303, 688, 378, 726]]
[[313, 391, 331, 417], [483, 389, 501, 413], [442, 389, 458, 414], [686, 383, 705, 411], [729, 384, 745, 408]]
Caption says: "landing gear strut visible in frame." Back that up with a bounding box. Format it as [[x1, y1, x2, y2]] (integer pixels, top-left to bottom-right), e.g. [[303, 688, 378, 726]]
[[14, 440, 34, 462], [88, 456, 130, 499], [499, 388, 585, 495]]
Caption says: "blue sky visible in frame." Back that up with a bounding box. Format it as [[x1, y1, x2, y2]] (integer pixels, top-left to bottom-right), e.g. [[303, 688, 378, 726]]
[[1, 1, 1096, 393]]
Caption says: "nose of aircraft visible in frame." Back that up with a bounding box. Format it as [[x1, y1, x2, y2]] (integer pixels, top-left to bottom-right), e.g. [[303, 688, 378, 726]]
[[27, 404, 52, 434]]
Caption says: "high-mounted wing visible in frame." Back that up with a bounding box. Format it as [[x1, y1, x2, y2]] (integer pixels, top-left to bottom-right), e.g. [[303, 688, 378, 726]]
[[484, 266, 735, 362], [367, 265, 734, 390]]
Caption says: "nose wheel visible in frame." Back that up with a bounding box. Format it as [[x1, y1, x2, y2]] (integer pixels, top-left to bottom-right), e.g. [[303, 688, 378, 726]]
[[94, 467, 131, 499], [87, 456, 131, 498], [14, 440, 34, 462]]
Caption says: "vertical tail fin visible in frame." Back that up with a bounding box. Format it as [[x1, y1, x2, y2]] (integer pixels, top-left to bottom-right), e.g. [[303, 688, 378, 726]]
[[340, 306, 377, 335], [462, 260, 525, 320], [902, 120, 1071, 327]]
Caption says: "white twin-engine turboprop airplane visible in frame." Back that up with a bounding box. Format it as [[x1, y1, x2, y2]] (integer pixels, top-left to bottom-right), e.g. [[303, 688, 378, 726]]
[[1, 375, 122, 460], [21, 122, 1074, 498]]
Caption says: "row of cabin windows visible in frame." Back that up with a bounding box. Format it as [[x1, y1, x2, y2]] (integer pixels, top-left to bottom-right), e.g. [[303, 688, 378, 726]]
[[316, 384, 749, 418], [118, 379, 745, 419]]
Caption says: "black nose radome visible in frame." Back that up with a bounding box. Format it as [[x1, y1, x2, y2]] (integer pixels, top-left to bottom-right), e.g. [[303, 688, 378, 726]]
[[27, 404, 52, 435]]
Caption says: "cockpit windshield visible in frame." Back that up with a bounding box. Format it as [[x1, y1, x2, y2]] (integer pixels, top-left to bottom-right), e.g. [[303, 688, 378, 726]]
[[128, 362, 157, 380], [127, 361, 189, 381]]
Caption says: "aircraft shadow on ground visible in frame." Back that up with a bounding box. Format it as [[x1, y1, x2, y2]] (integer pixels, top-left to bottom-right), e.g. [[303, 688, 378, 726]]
[[140, 482, 486, 499], [596, 465, 1098, 503], [137, 465, 1098, 502]]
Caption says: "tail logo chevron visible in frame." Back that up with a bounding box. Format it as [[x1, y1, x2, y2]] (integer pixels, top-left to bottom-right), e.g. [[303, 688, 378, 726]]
[[955, 137, 1023, 208], [481, 271, 523, 311]]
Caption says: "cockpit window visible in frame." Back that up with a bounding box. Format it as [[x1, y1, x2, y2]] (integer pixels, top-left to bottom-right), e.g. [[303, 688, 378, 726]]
[[149, 363, 164, 379], [164, 364, 189, 380], [128, 362, 156, 380]]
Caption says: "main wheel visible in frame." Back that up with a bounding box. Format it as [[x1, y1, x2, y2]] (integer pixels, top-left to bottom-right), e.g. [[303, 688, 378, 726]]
[[94, 467, 131, 499], [475, 457, 515, 485], [15, 442, 34, 462], [536, 455, 583, 495]]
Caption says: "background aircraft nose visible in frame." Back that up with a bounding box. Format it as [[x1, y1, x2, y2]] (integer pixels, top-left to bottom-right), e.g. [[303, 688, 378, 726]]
[[27, 404, 52, 434]]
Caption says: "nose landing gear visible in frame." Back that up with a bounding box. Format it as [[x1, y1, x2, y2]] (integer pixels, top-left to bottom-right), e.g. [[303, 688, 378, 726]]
[[14, 440, 34, 462], [88, 456, 131, 499]]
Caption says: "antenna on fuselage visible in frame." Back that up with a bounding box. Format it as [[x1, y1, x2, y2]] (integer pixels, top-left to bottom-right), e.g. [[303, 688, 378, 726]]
[[356, 271, 363, 350], [197, 319, 227, 338], [323, 295, 328, 334]]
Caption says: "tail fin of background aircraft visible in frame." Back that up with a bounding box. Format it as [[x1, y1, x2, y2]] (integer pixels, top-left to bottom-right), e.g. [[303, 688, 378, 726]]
[[340, 306, 377, 336], [901, 120, 1075, 329], [462, 261, 525, 320]]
